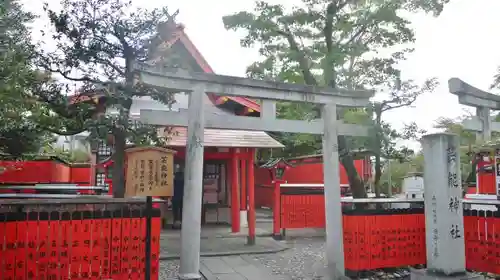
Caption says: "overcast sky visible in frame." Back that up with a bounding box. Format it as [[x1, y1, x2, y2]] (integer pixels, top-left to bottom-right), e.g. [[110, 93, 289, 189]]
[[21, 0, 500, 141]]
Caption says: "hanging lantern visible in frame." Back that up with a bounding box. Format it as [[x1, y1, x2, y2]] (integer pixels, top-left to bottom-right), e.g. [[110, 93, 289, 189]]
[[259, 158, 294, 181]]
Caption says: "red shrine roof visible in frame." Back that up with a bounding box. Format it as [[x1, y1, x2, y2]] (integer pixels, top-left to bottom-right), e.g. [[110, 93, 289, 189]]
[[151, 22, 282, 148], [68, 20, 283, 149], [150, 22, 261, 115]]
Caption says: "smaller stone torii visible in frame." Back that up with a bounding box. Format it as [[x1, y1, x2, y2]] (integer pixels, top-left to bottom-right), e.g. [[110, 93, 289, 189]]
[[449, 78, 500, 199], [448, 77, 500, 142], [134, 63, 374, 280]]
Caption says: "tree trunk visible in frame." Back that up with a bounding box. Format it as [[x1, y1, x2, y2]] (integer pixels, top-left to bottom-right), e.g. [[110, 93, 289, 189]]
[[373, 109, 383, 198], [374, 154, 382, 198], [338, 135, 367, 198], [111, 56, 134, 198], [111, 128, 126, 198]]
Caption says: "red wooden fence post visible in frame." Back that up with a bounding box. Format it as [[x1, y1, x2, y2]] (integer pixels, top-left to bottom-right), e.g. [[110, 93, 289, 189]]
[[247, 149, 256, 245], [231, 149, 240, 233], [272, 179, 282, 239], [240, 152, 247, 210]]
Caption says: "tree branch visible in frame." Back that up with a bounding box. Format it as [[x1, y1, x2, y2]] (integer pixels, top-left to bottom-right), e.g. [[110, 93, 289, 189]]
[[275, 26, 318, 86], [381, 95, 418, 112], [324, 2, 335, 53], [341, 24, 370, 48], [323, 2, 337, 87]]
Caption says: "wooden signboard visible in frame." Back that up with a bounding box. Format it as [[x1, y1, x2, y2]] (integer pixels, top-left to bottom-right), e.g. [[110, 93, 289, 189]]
[[125, 147, 176, 197]]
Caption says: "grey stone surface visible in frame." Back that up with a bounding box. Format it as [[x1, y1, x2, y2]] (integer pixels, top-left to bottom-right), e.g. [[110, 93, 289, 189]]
[[410, 269, 484, 280], [135, 63, 374, 99], [159, 260, 180, 280], [159, 237, 435, 280], [200, 255, 287, 280], [422, 133, 465, 275], [322, 103, 345, 280], [213, 274, 247, 280], [202, 258, 236, 274], [141, 108, 369, 136], [159, 235, 288, 260], [448, 77, 500, 142], [250, 237, 327, 279], [178, 87, 206, 279]]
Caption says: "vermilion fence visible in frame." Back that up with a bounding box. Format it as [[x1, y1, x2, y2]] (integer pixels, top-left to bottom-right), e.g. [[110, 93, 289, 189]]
[[0, 197, 162, 280], [464, 209, 500, 274], [275, 186, 500, 275], [342, 208, 426, 272]]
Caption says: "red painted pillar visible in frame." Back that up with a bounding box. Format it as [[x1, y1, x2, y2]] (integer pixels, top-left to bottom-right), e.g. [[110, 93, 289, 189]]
[[247, 148, 256, 245], [240, 152, 247, 210], [231, 149, 240, 233]]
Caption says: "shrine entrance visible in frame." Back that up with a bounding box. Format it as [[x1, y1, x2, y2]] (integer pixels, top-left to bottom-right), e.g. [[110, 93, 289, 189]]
[[134, 64, 374, 280]]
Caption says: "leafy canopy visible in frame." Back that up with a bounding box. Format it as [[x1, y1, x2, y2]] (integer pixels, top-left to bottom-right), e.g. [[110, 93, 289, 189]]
[[223, 0, 448, 197], [0, 0, 58, 158], [35, 0, 177, 197]]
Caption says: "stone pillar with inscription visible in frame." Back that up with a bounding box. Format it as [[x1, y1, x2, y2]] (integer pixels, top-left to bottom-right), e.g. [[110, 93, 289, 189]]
[[411, 133, 482, 280]]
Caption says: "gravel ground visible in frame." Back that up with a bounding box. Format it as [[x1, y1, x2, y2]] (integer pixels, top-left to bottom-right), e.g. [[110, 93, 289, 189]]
[[250, 237, 328, 279], [247, 237, 414, 280], [157, 238, 327, 280], [158, 238, 498, 280], [159, 260, 180, 280]]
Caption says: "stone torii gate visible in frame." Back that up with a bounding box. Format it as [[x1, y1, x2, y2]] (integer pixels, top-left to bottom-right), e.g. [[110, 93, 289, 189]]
[[448, 78, 500, 142], [449, 78, 500, 198], [134, 63, 374, 280]]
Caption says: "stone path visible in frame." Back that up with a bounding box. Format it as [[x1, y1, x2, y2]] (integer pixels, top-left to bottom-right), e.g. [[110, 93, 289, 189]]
[[159, 256, 288, 280], [159, 236, 288, 260], [159, 209, 324, 260], [200, 255, 288, 280]]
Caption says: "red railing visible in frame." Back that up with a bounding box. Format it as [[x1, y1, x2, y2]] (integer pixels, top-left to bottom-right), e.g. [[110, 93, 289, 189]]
[[464, 209, 500, 274], [342, 209, 426, 272], [275, 186, 500, 275], [0, 197, 162, 280], [280, 188, 325, 229]]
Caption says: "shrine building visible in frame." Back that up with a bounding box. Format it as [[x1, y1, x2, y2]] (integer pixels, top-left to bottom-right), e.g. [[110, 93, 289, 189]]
[[69, 20, 284, 232]]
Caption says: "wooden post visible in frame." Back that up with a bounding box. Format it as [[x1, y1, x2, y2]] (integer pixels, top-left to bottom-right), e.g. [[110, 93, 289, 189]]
[[240, 150, 248, 228], [272, 179, 282, 239], [240, 153, 247, 210], [247, 148, 256, 245], [230, 149, 240, 233]]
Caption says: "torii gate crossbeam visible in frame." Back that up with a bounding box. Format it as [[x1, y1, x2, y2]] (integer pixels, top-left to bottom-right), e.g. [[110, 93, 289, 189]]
[[134, 63, 374, 280], [449, 78, 500, 142]]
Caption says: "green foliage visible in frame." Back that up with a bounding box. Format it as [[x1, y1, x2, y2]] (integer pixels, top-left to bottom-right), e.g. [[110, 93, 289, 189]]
[[0, 0, 58, 158], [223, 0, 449, 198], [433, 116, 484, 182], [41, 146, 91, 163], [379, 153, 423, 194], [34, 0, 176, 197]]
